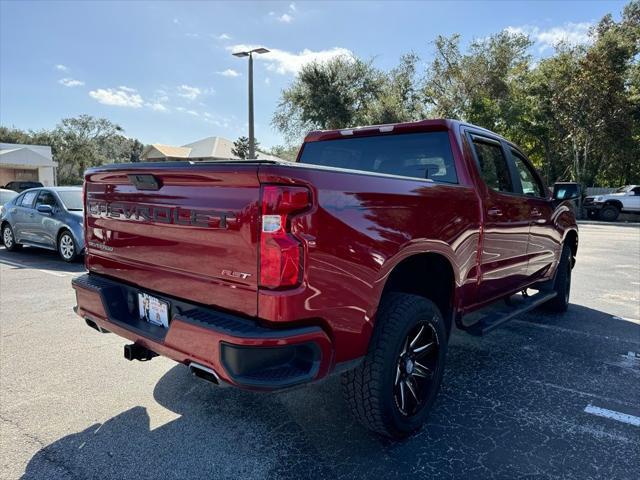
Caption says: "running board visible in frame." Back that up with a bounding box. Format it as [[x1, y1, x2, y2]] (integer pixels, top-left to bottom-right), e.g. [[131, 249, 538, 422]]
[[462, 290, 557, 336]]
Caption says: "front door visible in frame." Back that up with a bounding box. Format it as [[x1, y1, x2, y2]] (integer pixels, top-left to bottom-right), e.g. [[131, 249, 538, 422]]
[[33, 190, 60, 248], [508, 148, 560, 279], [467, 133, 532, 302]]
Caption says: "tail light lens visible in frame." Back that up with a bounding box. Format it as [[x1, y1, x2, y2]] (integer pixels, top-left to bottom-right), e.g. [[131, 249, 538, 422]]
[[260, 185, 310, 289]]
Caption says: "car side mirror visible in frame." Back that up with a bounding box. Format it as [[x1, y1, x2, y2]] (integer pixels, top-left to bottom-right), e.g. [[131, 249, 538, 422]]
[[36, 204, 53, 215], [553, 188, 580, 201]]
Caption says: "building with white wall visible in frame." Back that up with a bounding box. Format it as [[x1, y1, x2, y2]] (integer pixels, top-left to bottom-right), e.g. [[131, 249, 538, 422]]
[[0, 143, 57, 186]]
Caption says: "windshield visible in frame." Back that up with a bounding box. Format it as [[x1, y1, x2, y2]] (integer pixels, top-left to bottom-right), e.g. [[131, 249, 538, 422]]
[[57, 191, 83, 211], [298, 131, 458, 183], [615, 186, 630, 193]]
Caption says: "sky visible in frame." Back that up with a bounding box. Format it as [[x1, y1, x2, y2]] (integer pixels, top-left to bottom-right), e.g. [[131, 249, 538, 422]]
[[0, 0, 629, 149]]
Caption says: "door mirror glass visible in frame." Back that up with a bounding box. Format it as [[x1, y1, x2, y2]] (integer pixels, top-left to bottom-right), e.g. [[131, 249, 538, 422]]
[[553, 184, 580, 201], [36, 204, 53, 215]]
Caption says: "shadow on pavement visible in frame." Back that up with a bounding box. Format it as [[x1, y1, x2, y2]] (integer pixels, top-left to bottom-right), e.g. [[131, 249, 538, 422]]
[[0, 245, 85, 274], [22, 303, 640, 480]]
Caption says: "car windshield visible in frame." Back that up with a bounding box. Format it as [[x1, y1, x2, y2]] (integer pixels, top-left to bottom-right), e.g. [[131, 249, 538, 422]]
[[57, 191, 83, 211], [615, 186, 631, 193]]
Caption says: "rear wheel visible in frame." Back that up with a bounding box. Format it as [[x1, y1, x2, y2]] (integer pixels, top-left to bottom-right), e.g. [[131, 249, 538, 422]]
[[2, 224, 21, 251], [341, 293, 447, 438], [600, 205, 620, 222], [58, 231, 78, 262], [545, 244, 572, 312]]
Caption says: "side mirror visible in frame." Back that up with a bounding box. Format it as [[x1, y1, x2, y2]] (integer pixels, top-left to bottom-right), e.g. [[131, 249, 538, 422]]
[[36, 204, 53, 215], [553, 185, 580, 201]]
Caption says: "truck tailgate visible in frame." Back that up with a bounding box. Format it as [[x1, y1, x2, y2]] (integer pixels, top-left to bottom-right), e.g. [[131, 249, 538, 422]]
[[84, 164, 260, 317]]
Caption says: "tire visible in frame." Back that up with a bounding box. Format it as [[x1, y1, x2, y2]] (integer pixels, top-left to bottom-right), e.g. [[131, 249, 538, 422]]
[[2, 223, 21, 251], [341, 293, 447, 438], [57, 230, 78, 262], [600, 205, 619, 222], [586, 209, 599, 220], [545, 244, 572, 312]]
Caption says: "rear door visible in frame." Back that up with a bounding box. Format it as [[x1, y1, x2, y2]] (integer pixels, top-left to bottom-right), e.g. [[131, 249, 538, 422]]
[[14, 190, 39, 242], [84, 164, 261, 317], [467, 132, 532, 301]]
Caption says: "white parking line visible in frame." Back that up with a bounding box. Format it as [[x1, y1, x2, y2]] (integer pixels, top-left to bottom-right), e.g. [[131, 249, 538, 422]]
[[584, 404, 640, 427], [0, 258, 69, 277]]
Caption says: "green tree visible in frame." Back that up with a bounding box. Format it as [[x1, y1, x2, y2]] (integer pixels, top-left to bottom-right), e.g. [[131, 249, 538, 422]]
[[0, 115, 143, 185], [272, 55, 384, 143], [231, 136, 260, 159], [268, 144, 300, 161]]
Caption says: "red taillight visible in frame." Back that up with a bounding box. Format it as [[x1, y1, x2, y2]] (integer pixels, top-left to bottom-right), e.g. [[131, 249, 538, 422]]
[[260, 185, 310, 289]]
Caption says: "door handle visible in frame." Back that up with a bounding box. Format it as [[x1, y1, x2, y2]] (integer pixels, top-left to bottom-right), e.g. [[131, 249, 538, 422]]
[[531, 208, 542, 217], [488, 207, 503, 217]]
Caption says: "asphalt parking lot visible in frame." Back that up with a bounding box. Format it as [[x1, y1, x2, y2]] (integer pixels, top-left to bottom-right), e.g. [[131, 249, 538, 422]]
[[1, 223, 639, 480]]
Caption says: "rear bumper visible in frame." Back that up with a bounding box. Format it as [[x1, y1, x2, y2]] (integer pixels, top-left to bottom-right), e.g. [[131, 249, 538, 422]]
[[72, 273, 333, 390]]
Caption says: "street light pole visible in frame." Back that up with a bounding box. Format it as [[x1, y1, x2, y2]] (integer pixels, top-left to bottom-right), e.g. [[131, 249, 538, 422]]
[[233, 47, 270, 160], [248, 52, 255, 160]]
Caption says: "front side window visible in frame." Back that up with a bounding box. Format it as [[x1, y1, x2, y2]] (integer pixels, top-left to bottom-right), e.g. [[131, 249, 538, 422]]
[[20, 191, 38, 207], [298, 132, 458, 183], [471, 137, 513, 193], [35, 190, 58, 208], [511, 150, 545, 197]]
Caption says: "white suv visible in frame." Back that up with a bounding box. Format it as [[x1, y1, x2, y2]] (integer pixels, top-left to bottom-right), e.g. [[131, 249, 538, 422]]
[[584, 185, 640, 221]]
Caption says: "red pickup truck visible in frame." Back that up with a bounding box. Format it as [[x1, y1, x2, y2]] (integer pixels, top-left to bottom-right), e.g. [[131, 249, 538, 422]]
[[72, 119, 578, 438]]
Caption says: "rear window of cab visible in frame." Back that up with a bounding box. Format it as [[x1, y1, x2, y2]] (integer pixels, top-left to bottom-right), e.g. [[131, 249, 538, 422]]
[[298, 131, 457, 184]]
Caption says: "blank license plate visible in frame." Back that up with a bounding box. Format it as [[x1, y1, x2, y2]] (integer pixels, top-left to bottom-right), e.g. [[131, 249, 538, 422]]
[[138, 292, 169, 328]]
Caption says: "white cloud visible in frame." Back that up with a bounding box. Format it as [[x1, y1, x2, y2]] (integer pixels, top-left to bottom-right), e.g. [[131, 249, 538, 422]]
[[186, 110, 199, 116], [89, 87, 144, 108], [227, 44, 352, 75], [55, 64, 68, 72], [278, 13, 293, 23], [506, 22, 593, 52], [59, 78, 84, 87], [264, 77, 271, 85], [176, 106, 186, 112], [118, 85, 137, 93], [203, 112, 231, 128], [173, 18, 179, 24], [177, 84, 202, 100], [217, 68, 240, 77], [217, 33, 231, 40], [186, 33, 200, 39], [146, 102, 168, 112], [289, 3, 296, 11]]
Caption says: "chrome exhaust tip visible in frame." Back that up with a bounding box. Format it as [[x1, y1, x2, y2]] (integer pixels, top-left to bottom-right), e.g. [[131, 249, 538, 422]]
[[189, 362, 221, 385]]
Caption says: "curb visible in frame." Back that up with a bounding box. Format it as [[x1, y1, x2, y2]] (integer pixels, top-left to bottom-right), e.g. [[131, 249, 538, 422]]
[[577, 220, 640, 227]]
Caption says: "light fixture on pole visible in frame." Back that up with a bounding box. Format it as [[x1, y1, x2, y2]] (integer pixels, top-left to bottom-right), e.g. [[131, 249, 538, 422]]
[[232, 47, 270, 159]]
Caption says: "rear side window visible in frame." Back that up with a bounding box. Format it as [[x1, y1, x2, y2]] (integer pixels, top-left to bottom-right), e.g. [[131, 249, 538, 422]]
[[21, 191, 38, 207], [471, 138, 513, 193], [299, 132, 458, 183], [511, 150, 545, 197]]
